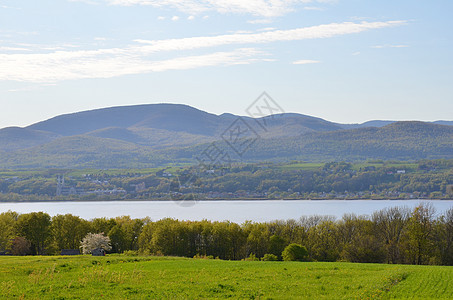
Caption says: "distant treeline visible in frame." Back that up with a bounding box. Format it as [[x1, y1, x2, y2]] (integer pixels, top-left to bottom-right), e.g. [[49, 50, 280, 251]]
[[1, 203, 453, 265], [1, 159, 452, 201]]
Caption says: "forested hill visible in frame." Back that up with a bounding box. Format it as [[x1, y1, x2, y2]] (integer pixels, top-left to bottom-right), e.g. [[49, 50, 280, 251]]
[[166, 121, 453, 163], [0, 104, 452, 168]]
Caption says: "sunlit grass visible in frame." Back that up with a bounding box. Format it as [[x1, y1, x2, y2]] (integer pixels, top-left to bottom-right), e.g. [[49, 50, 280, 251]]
[[1, 256, 452, 299]]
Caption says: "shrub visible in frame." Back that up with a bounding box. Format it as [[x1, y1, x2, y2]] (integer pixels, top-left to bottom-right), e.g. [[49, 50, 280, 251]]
[[244, 253, 260, 261], [261, 254, 279, 261], [282, 244, 308, 262]]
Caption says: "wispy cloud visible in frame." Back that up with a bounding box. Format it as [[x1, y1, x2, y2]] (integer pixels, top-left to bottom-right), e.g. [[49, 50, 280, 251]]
[[0, 46, 31, 52], [0, 20, 406, 82], [292, 59, 320, 64], [0, 48, 264, 82], [133, 21, 406, 52], [73, 0, 333, 17]]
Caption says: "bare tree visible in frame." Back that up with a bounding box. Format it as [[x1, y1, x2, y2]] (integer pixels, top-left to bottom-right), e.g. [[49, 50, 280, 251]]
[[372, 206, 410, 264]]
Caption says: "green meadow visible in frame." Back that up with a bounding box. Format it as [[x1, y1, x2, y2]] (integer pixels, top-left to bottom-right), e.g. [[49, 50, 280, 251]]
[[1, 255, 452, 299]]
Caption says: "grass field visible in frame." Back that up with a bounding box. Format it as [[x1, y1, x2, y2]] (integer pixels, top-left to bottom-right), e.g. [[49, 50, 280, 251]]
[[1, 256, 452, 299]]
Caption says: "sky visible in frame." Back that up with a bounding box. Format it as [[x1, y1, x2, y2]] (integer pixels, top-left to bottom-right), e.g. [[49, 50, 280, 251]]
[[0, 0, 452, 129]]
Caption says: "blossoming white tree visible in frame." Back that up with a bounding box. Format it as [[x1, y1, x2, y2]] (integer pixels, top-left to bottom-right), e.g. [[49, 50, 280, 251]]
[[80, 232, 112, 254]]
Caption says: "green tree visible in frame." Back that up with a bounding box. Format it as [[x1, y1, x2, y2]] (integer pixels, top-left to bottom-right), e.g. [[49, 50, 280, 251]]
[[268, 235, 287, 260], [0, 211, 18, 252], [15, 212, 51, 255], [51, 214, 90, 253], [403, 203, 436, 265], [282, 243, 308, 261], [307, 221, 340, 262]]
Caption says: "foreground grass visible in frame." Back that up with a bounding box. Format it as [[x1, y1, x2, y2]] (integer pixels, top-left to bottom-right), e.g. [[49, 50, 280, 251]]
[[0, 256, 452, 299]]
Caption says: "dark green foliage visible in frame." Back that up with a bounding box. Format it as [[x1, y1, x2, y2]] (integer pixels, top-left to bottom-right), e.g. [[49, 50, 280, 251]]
[[15, 212, 51, 255], [282, 244, 309, 261], [261, 253, 279, 261]]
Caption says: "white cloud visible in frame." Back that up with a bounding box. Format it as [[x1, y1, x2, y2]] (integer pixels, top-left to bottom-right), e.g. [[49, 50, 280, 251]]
[[0, 47, 265, 82], [171, 15, 179, 21], [292, 59, 320, 64], [257, 27, 276, 32], [0, 46, 31, 52], [133, 21, 406, 52], [74, 0, 333, 17], [0, 20, 406, 82], [187, 15, 195, 20]]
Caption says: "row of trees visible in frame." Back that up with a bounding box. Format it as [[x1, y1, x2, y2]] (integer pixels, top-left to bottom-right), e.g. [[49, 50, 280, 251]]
[[1, 203, 453, 265]]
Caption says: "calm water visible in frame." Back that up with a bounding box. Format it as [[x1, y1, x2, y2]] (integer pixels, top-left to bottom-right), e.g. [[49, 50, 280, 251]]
[[1, 200, 453, 222]]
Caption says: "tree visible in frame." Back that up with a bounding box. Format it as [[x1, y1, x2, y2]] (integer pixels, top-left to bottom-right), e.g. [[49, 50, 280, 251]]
[[434, 208, 453, 265], [51, 214, 90, 252], [268, 235, 287, 260], [80, 233, 112, 254], [282, 244, 308, 261], [0, 211, 18, 252], [372, 206, 410, 264], [108, 216, 145, 253], [15, 212, 51, 255], [307, 221, 340, 262], [10, 237, 31, 256], [403, 203, 436, 265]]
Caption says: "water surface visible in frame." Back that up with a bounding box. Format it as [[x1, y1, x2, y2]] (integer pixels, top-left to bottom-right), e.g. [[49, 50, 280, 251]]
[[1, 200, 452, 222]]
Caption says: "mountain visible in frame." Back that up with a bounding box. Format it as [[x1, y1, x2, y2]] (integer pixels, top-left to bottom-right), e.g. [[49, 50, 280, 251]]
[[340, 120, 395, 129], [0, 127, 60, 152], [27, 104, 222, 136], [0, 103, 452, 168], [164, 121, 453, 163]]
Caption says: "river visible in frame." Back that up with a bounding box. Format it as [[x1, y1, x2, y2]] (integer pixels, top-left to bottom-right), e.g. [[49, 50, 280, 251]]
[[1, 199, 453, 222]]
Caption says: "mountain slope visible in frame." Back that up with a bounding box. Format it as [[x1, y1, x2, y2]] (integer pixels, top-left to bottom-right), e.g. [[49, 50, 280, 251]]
[[27, 103, 222, 136], [0, 127, 60, 152], [0, 104, 452, 168], [0, 135, 165, 169], [166, 122, 453, 163]]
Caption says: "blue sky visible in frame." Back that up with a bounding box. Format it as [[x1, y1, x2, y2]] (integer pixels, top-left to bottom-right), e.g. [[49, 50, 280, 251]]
[[0, 0, 452, 128]]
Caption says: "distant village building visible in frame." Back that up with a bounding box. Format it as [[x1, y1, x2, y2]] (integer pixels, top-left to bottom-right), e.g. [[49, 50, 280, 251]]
[[92, 248, 106, 256], [56, 175, 85, 196], [447, 185, 453, 195], [135, 182, 146, 192], [61, 249, 80, 255], [397, 170, 406, 174]]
